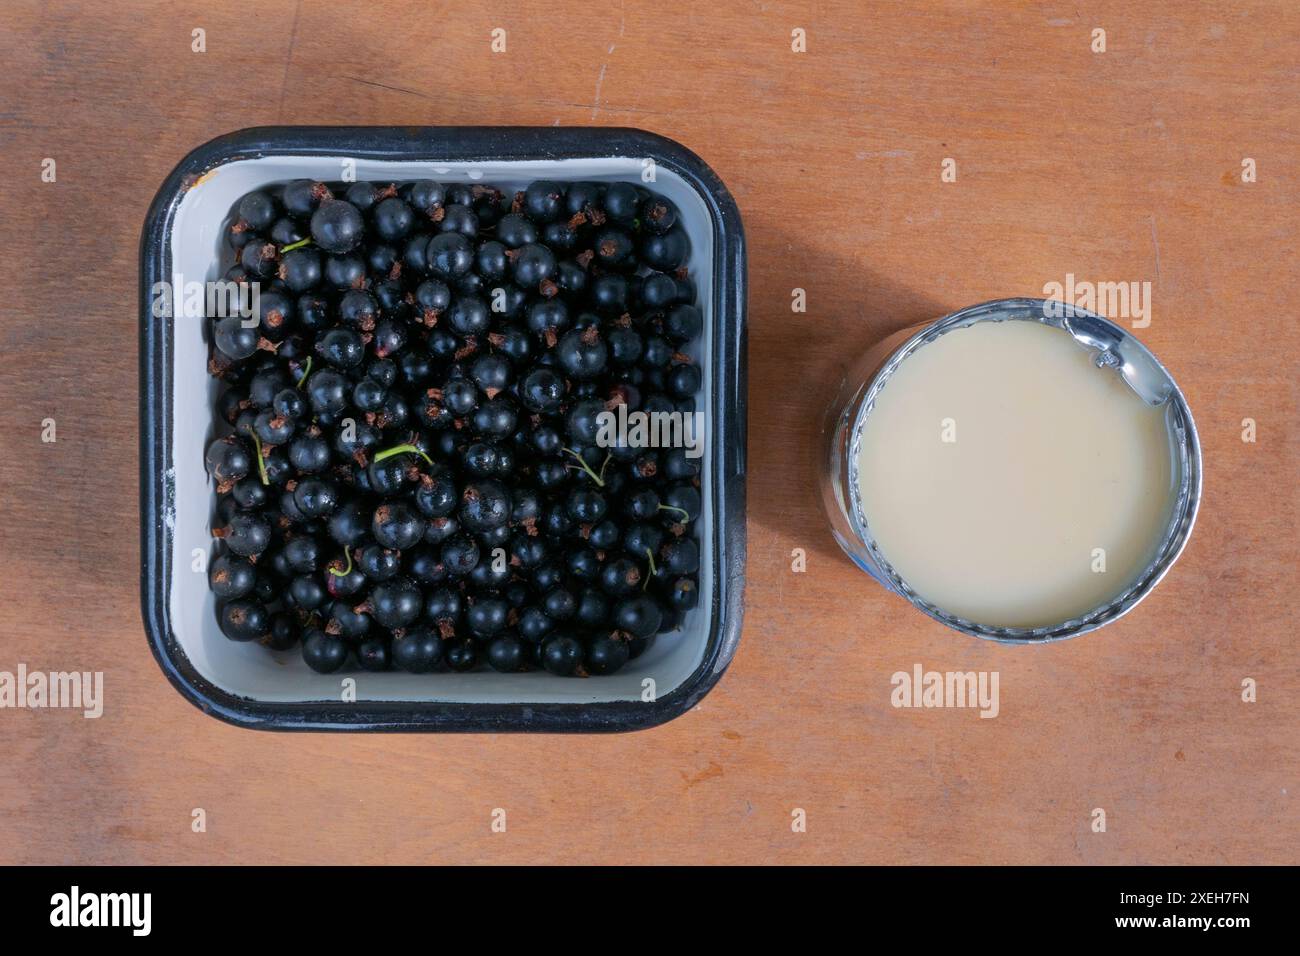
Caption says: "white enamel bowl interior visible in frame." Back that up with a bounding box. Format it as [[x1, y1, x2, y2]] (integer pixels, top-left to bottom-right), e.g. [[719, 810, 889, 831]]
[[166, 155, 714, 704]]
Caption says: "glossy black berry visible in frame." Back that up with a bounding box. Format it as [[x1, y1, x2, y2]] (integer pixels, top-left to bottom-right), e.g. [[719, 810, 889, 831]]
[[668, 362, 702, 398], [282, 179, 329, 218], [585, 632, 630, 675], [373, 197, 415, 241], [306, 368, 349, 416], [441, 535, 480, 576], [289, 574, 327, 610], [669, 577, 699, 611], [218, 599, 269, 642], [602, 182, 640, 221], [467, 597, 509, 638], [445, 638, 477, 672], [358, 544, 402, 581], [302, 628, 349, 673], [262, 611, 300, 651], [369, 578, 423, 629], [392, 627, 444, 673], [541, 634, 584, 675], [486, 634, 526, 672], [641, 195, 678, 234], [240, 238, 279, 278], [209, 554, 257, 599], [640, 228, 689, 270], [662, 537, 700, 575], [214, 316, 259, 361], [566, 399, 607, 445], [447, 295, 490, 335], [459, 480, 512, 532], [372, 499, 424, 550], [470, 397, 517, 437], [575, 589, 611, 629], [328, 601, 372, 640], [218, 511, 272, 557], [278, 247, 321, 292], [523, 181, 564, 222], [612, 596, 663, 638], [518, 606, 554, 643], [526, 299, 569, 337], [593, 227, 635, 269], [565, 182, 604, 216], [521, 367, 565, 412], [309, 199, 363, 254], [410, 180, 445, 214], [438, 204, 478, 236], [556, 328, 608, 379], [206, 435, 251, 483], [495, 212, 537, 248], [511, 243, 556, 287], [665, 304, 703, 342], [238, 191, 277, 231], [356, 636, 391, 671], [293, 478, 339, 518], [414, 470, 458, 518], [542, 588, 577, 621], [323, 253, 365, 289]]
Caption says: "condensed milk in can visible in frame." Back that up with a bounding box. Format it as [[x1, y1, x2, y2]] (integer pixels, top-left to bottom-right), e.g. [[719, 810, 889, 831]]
[[821, 297, 1201, 642]]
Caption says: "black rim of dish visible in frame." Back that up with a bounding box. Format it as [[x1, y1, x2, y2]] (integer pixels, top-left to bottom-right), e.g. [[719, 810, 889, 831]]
[[139, 126, 747, 732]]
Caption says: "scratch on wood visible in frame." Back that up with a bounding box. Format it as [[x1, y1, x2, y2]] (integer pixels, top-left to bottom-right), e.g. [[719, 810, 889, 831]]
[[339, 74, 434, 101], [591, 52, 612, 120], [680, 761, 724, 788], [276, 0, 304, 121], [1149, 215, 1162, 283]]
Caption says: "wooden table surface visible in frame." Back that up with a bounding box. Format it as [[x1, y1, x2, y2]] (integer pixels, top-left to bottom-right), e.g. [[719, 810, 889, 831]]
[[0, 0, 1295, 865]]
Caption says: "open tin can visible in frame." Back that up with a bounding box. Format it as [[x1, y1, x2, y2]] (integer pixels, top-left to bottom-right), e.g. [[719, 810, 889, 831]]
[[821, 297, 1201, 643]]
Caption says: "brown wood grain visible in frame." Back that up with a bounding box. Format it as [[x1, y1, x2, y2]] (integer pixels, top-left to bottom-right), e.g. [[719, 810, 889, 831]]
[[0, 0, 1295, 865]]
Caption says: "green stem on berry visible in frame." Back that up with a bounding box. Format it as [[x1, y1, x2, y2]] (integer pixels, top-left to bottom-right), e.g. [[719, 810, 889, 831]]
[[328, 549, 353, 577], [657, 503, 690, 521], [598, 452, 612, 483], [561, 447, 605, 487], [244, 425, 269, 485], [280, 237, 313, 253], [374, 443, 434, 467], [295, 355, 312, 388], [643, 547, 657, 590]]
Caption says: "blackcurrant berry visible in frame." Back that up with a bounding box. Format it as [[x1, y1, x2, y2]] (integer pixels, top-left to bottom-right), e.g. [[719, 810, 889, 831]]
[[585, 632, 630, 675], [302, 628, 349, 673], [310, 199, 364, 253], [219, 599, 270, 642], [541, 634, 583, 675]]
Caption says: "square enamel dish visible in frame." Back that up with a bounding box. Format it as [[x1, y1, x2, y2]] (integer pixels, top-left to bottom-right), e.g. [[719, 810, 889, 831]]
[[140, 127, 746, 732]]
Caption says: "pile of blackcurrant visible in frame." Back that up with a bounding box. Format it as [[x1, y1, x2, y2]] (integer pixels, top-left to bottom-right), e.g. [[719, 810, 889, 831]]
[[205, 177, 703, 676]]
